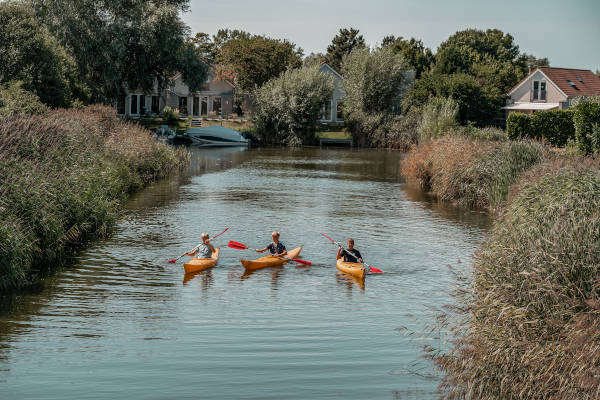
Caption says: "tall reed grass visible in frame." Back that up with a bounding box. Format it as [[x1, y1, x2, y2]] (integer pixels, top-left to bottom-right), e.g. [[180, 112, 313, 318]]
[[428, 158, 600, 399], [0, 105, 188, 291], [401, 136, 546, 209]]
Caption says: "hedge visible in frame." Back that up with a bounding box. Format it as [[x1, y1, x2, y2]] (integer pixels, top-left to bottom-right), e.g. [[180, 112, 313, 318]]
[[506, 109, 575, 147], [573, 96, 600, 155]]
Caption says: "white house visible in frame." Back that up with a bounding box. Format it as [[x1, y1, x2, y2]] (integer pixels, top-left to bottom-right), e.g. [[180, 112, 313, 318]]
[[504, 66, 600, 114], [318, 62, 345, 123], [117, 70, 239, 118]]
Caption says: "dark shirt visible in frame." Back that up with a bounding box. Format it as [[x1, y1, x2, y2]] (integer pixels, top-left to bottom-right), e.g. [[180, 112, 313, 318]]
[[267, 242, 286, 255], [342, 248, 362, 263]]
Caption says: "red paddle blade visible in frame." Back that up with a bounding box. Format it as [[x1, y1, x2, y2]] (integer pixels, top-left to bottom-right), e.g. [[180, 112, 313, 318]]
[[369, 267, 384, 274], [292, 258, 312, 266], [228, 241, 249, 249], [167, 259, 177, 263]]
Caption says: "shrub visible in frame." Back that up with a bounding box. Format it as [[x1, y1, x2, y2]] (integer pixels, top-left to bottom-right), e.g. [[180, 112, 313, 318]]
[[0, 82, 48, 117], [456, 125, 507, 142], [254, 66, 334, 145], [506, 110, 575, 147], [573, 96, 600, 155], [430, 160, 600, 399], [417, 96, 459, 142], [161, 106, 180, 122]]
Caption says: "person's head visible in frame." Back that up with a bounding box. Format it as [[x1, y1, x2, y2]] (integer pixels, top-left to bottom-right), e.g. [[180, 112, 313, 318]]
[[347, 238, 354, 249], [201, 232, 210, 243], [271, 231, 280, 243]]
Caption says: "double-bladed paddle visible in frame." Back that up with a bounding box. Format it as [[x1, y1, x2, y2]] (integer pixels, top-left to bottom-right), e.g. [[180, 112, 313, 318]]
[[320, 233, 384, 274], [167, 227, 229, 263], [228, 240, 312, 266]]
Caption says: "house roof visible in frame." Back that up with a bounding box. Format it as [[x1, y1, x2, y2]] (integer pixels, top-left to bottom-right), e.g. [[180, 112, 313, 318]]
[[509, 67, 600, 97], [319, 61, 343, 80], [502, 102, 560, 111]]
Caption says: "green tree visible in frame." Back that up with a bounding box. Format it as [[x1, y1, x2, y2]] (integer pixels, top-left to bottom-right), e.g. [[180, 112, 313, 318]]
[[519, 53, 550, 70], [325, 27, 366, 71], [303, 52, 326, 68], [342, 47, 412, 115], [0, 2, 83, 107], [29, 0, 206, 104], [402, 73, 499, 125], [217, 33, 303, 90], [381, 36, 434, 78], [254, 67, 334, 145]]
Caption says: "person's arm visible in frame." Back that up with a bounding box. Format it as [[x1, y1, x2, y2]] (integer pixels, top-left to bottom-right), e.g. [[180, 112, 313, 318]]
[[356, 250, 363, 263], [255, 247, 268, 253], [185, 245, 200, 256], [336, 247, 343, 260], [206, 240, 216, 253]]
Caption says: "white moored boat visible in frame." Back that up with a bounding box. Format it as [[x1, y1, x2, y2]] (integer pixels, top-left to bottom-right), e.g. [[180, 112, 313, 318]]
[[186, 125, 249, 147]]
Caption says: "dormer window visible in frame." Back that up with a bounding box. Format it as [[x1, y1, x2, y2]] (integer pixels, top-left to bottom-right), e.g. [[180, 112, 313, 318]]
[[540, 82, 546, 101], [533, 81, 539, 100]]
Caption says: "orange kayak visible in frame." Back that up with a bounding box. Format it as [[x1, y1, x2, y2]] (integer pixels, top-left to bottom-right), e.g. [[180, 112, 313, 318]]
[[183, 248, 219, 274], [241, 246, 302, 271], [336, 258, 366, 280]]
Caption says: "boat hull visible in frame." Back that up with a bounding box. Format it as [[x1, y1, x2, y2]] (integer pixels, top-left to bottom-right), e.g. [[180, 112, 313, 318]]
[[241, 246, 302, 271], [336, 259, 366, 279], [183, 248, 219, 274]]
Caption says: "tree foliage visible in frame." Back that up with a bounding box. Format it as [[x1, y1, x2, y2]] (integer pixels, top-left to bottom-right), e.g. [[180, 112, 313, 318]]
[[0, 82, 48, 117], [29, 0, 206, 103], [342, 47, 412, 115], [216, 32, 303, 91], [381, 36, 434, 78], [254, 67, 334, 145], [0, 2, 83, 107], [325, 27, 366, 72]]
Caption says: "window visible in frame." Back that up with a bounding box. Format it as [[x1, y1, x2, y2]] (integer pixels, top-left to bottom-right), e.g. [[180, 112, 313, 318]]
[[213, 97, 222, 115], [179, 96, 188, 115], [117, 95, 126, 115], [139, 96, 146, 115], [151, 96, 159, 114], [566, 80, 578, 90], [540, 82, 547, 101], [193, 96, 200, 116], [130, 94, 138, 115], [532, 81, 539, 100], [321, 101, 332, 121], [336, 101, 344, 121]]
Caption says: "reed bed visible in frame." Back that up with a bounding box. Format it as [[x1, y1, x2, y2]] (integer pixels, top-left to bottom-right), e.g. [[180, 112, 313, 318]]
[[401, 136, 547, 209], [0, 105, 188, 291], [428, 158, 600, 399]]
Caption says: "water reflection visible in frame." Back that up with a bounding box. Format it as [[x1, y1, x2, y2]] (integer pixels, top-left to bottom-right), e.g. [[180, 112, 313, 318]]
[[336, 272, 366, 292]]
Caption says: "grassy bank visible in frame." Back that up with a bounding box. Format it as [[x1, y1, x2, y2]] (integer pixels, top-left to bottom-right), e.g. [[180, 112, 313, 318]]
[[0, 105, 188, 291], [402, 137, 600, 398], [401, 136, 547, 210]]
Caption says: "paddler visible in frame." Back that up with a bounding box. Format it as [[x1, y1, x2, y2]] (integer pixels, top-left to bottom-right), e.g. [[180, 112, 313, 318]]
[[185, 232, 216, 259], [255, 231, 287, 257], [336, 238, 363, 263]]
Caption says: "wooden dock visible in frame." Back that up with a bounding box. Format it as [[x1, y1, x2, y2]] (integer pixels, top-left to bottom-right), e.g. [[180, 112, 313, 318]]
[[319, 138, 353, 147]]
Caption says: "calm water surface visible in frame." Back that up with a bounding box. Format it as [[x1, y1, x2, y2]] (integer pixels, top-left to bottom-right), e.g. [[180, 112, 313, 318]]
[[0, 147, 491, 399]]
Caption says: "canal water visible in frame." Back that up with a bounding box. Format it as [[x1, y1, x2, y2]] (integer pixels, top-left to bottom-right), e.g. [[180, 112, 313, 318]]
[[0, 147, 490, 399]]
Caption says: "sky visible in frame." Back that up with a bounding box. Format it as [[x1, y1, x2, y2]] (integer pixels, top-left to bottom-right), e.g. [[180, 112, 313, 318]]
[[182, 0, 600, 72]]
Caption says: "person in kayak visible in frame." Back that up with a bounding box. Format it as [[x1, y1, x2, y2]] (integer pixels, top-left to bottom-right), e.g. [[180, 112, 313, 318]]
[[337, 238, 363, 263], [185, 232, 216, 259], [255, 231, 287, 257]]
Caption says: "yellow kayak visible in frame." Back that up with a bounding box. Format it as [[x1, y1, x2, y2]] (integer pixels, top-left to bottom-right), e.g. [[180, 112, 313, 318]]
[[241, 246, 302, 271], [183, 248, 219, 274], [336, 258, 366, 280]]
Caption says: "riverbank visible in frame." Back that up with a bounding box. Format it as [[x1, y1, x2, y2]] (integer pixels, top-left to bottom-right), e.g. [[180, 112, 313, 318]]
[[402, 136, 600, 398], [0, 105, 188, 292]]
